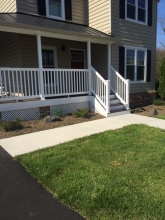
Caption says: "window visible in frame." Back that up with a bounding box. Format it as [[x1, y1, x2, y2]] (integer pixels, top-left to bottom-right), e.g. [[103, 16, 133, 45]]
[[126, 0, 148, 24], [46, 0, 65, 20], [42, 46, 57, 68], [125, 46, 147, 82], [71, 52, 83, 62]]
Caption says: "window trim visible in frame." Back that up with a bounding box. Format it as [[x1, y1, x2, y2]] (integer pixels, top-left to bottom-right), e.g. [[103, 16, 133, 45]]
[[42, 45, 58, 68], [125, 0, 148, 25], [124, 46, 147, 83], [45, 0, 65, 21]]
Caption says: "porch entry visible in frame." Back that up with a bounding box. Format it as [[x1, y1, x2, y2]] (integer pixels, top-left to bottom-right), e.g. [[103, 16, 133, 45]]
[[70, 50, 84, 69]]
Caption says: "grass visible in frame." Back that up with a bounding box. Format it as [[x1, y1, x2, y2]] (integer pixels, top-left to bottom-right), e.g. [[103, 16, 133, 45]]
[[15, 124, 165, 220], [157, 115, 165, 120]]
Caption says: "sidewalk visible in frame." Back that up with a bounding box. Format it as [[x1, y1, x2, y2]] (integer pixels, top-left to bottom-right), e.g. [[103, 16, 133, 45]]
[[0, 114, 165, 157]]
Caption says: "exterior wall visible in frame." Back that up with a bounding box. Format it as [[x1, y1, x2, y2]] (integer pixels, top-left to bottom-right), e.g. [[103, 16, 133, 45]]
[[0, 0, 16, 13], [88, 0, 111, 34], [91, 43, 108, 79], [17, 0, 87, 25], [0, 32, 22, 67], [111, 0, 157, 94]]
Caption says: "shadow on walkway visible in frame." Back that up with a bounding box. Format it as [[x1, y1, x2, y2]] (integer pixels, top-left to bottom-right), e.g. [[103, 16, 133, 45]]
[[0, 146, 85, 220]]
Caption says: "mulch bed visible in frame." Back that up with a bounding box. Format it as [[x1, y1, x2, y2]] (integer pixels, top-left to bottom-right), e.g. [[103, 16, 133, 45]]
[[132, 104, 165, 117], [0, 113, 104, 139]]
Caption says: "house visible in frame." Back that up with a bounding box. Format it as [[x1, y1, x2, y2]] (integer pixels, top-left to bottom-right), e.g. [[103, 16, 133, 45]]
[[0, 0, 158, 121]]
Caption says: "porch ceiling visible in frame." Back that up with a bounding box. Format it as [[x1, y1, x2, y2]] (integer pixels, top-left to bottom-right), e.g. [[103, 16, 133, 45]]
[[0, 13, 119, 44]]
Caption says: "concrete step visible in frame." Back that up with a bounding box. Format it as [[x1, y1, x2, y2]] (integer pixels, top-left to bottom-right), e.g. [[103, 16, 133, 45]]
[[110, 98, 120, 105], [109, 94, 116, 99], [110, 103, 125, 112], [108, 109, 130, 117]]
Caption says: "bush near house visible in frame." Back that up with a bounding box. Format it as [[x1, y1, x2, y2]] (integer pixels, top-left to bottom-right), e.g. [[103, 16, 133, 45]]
[[158, 59, 165, 100], [0, 118, 23, 132]]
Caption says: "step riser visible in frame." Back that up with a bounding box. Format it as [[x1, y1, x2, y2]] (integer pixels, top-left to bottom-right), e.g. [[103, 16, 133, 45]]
[[108, 110, 130, 117], [110, 105, 125, 111], [109, 94, 116, 99], [110, 100, 120, 105]]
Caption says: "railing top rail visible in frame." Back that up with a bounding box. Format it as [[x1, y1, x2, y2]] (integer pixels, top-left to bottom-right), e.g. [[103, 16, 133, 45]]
[[43, 69, 89, 71], [90, 65, 106, 82], [0, 68, 89, 71], [110, 65, 127, 82]]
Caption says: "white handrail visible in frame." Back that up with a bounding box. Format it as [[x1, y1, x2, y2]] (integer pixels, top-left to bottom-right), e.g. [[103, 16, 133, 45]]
[[0, 68, 90, 101], [110, 65, 130, 109], [90, 65, 110, 113]]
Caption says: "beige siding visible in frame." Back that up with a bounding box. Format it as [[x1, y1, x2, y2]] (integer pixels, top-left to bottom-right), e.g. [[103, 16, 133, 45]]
[[17, 0, 87, 25], [88, 0, 111, 34], [91, 43, 108, 79], [111, 0, 157, 94], [0, 0, 16, 13], [0, 32, 21, 67]]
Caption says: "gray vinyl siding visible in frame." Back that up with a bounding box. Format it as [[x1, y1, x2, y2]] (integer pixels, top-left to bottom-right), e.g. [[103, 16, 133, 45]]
[[88, 0, 111, 35], [20, 34, 38, 68], [17, 0, 87, 25], [0, 0, 16, 13], [17, 0, 38, 15], [91, 43, 108, 79], [0, 32, 21, 67], [111, 0, 157, 94]]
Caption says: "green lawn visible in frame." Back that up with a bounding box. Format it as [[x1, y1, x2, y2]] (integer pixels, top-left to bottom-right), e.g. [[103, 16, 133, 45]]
[[15, 125, 165, 220], [157, 115, 165, 120]]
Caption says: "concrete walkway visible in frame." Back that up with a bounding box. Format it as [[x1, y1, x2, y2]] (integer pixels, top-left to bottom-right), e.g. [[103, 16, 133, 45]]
[[0, 114, 165, 157]]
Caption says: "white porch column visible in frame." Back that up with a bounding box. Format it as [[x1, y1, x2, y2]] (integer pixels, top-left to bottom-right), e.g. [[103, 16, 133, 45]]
[[87, 41, 91, 94], [37, 34, 45, 100], [108, 44, 111, 81]]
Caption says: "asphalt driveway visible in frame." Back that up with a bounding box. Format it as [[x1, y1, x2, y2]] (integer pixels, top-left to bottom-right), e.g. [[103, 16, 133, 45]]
[[0, 146, 85, 220]]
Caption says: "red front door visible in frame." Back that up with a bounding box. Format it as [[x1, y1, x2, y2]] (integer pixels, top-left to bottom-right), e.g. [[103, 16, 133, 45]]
[[70, 50, 84, 69]]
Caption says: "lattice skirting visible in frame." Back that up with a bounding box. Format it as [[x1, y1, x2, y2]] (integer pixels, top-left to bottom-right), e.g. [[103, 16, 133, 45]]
[[1, 102, 90, 121], [50, 102, 90, 115], [1, 108, 40, 121]]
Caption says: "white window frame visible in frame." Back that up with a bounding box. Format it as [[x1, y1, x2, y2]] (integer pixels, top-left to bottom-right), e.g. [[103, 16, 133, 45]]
[[42, 45, 58, 68], [125, 46, 147, 83], [46, 0, 65, 21], [125, 0, 148, 25]]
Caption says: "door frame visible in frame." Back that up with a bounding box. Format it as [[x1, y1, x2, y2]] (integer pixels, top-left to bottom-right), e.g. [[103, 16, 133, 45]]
[[42, 45, 58, 68], [69, 48, 86, 69]]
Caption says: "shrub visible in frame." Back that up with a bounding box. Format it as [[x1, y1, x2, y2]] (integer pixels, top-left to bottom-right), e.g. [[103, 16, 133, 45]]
[[158, 59, 165, 99], [73, 108, 89, 118], [153, 99, 165, 106], [0, 118, 23, 132], [55, 110, 63, 118]]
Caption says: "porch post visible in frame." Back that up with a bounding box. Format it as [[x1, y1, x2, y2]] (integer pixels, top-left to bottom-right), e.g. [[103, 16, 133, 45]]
[[36, 34, 45, 100], [87, 41, 91, 95], [108, 44, 111, 81]]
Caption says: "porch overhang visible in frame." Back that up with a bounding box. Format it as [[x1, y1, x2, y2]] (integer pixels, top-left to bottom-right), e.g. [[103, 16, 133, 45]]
[[0, 13, 119, 44]]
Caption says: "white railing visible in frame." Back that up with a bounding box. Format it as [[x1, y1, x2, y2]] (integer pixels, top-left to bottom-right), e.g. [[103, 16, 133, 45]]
[[90, 66, 110, 113], [43, 69, 89, 97], [110, 66, 130, 109], [0, 68, 40, 100], [0, 68, 89, 101]]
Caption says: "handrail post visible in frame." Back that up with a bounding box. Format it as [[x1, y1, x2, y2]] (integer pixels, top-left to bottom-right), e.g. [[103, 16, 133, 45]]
[[88, 67, 92, 95], [106, 80, 110, 114], [36, 34, 45, 100], [126, 79, 130, 109]]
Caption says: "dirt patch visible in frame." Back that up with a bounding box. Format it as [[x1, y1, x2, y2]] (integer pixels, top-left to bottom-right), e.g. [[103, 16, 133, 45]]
[[0, 113, 104, 139], [131, 104, 165, 117]]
